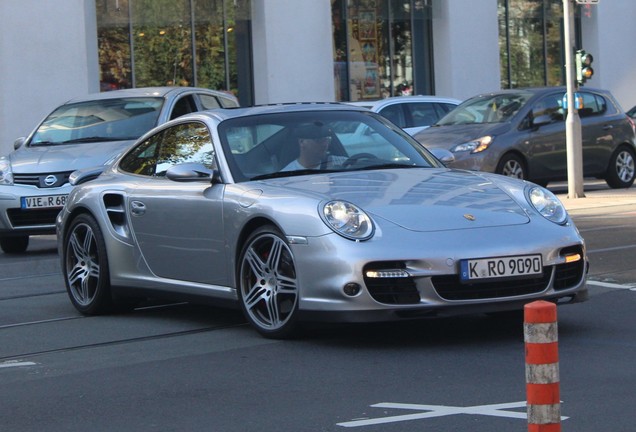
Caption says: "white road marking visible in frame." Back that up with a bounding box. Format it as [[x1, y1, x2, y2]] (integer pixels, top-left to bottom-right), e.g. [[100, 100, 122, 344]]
[[337, 401, 568, 427], [0, 360, 37, 369], [587, 280, 636, 291]]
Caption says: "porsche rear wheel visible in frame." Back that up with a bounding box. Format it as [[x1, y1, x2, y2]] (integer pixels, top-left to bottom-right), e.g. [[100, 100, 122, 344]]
[[238, 226, 299, 339], [63, 214, 115, 315]]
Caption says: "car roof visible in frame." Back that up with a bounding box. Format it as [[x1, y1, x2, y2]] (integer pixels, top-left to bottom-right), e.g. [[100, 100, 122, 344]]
[[64, 86, 237, 104], [346, 95, 462, 110], [179, 102, 369, 123]]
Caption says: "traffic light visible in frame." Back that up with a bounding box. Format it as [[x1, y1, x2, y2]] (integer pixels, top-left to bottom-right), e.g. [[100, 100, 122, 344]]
[[575, 49, 594, 86]]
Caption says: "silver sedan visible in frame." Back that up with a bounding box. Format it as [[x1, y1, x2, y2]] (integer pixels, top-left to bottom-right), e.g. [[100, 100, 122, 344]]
[[56, 104, 588, 338]]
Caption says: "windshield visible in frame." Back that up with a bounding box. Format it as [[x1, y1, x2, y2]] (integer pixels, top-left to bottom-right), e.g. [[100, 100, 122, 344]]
[[436, 92, 532, 125], [30, 97, 164, 145], [218, 111, 442, 182]]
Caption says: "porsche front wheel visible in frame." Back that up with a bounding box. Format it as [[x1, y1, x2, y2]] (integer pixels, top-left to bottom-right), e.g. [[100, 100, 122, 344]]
[[63, 214, 114, 315], [238, 226, 299, 339]]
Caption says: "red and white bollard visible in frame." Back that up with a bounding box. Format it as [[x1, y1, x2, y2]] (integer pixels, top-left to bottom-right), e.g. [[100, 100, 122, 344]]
[[524, 300, 561, 432]]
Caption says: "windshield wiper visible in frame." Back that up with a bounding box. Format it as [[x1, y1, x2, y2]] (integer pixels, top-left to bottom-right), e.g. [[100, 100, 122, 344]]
[[250, 169, 341, 181], [356, 163, 423, 171], [61, 136, 134, 144]]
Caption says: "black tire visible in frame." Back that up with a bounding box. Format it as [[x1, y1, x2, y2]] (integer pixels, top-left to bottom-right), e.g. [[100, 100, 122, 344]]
[[237, 225, 300, 339], [605, 145, 636, 189], [0, 236, 29, 254], [62, 214, 115, 315], [495, 153, 527, 180]]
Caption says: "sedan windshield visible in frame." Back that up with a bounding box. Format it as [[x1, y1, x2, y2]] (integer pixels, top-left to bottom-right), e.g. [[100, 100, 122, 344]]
[[436, 92, 532, 125], [218, 111, 442, 182], [30, 97, 164, 145]]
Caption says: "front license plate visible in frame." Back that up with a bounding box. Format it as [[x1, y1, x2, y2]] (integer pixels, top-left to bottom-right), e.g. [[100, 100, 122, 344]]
[[460, 254, 542, 282], [21, 194, 68, 209]]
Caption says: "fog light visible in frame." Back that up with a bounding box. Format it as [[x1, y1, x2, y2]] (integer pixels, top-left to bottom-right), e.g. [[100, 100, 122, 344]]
[[343, 282, 361, 296]]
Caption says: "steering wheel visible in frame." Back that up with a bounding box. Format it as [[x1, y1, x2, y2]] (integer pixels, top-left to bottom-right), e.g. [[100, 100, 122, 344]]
[[343, 153, 378, 167]]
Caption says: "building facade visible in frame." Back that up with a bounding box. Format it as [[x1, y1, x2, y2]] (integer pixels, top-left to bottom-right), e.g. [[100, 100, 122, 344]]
[[1, 0, 635, 157]]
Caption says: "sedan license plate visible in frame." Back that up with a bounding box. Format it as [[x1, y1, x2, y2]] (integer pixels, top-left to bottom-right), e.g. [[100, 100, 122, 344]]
[[21, 194, 68, 209], [460, 254, 542, 282]]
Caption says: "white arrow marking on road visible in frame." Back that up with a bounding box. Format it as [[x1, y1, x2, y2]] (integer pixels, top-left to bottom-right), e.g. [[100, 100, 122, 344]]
[[587, 280, 636, 291], [337, 401, 569, 427], [0, 360, 37, 369]]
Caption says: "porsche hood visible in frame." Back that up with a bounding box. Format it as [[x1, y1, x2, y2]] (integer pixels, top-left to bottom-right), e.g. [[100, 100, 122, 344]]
[[266, 169, 531, 232]]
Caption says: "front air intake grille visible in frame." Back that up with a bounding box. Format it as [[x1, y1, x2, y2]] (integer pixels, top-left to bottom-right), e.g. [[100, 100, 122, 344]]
[[13, 171, 73, 188], [431, 270, 552, 301], [7, 208, 61, 227], [554, 245, 586, 290], [363, 262, 420, 305]]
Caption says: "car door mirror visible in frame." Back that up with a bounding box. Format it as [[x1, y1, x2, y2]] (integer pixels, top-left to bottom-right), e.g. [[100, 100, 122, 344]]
[[14, 137, 26, 150], [532, 114, 552, 128], [166, 163, 219, 183], [429, 148, 455, 165]]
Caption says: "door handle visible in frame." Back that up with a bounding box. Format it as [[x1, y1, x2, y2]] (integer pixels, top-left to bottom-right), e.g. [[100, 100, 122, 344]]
[[602, 124, 614, 130], [130, 200, 146, 216]]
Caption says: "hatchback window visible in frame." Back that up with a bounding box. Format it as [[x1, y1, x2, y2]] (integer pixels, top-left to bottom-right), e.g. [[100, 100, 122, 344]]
[[578, 93, 606, 117]]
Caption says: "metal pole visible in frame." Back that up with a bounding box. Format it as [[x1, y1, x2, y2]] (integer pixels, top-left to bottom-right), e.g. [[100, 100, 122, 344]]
[[564, 0, 585, 198]]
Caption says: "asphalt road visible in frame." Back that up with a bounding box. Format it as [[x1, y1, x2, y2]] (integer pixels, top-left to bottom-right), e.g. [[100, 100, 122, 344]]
[[1, 189, 635, 431]]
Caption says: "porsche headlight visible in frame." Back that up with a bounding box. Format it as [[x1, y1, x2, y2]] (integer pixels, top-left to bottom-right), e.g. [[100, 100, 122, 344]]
[[451, 136, 493, 154], [321, 200, 374, 241], [0, 158, 13, 185], [528, 186, 567, 224]]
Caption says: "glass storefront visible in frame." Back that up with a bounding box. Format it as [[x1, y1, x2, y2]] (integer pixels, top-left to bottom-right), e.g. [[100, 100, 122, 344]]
[[498, 0, 581, 89], [95, 0, 252, 105], [332, 0, 434, 101]]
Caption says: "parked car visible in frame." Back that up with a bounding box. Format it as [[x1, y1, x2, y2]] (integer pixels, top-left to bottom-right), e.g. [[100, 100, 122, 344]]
[[412, 87, 636, 188], [347, 95, 461, 135], [57, 103, 588, 339], [0, 86, 238, 253]]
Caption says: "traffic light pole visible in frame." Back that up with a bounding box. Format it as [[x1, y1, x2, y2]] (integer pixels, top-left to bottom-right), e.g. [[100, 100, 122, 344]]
[[564, 0, 585, 198]]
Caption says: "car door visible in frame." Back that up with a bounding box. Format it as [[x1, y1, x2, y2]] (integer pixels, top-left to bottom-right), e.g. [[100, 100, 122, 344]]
[[521, 92, 568, 180], [578, 91, 617, 175], [118, 121, 228, 286]]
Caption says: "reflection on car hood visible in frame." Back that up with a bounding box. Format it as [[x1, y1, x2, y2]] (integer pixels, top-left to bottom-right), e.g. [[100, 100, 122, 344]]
[[265, 169, 530, 232], [9, 140, 135, 173], [413, 123, 509, 149]]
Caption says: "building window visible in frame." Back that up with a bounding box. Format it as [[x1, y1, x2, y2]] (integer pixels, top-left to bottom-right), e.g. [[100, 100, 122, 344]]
[[499, 0, 581, 88], [95, 0, 253, 105], [332, 0, 433, 101]]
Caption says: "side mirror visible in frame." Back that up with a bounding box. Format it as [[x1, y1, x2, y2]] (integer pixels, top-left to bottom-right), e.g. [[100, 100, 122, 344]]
[[429, 148, 455, 165], [532, 114, 552, 128], [14, 137, 26, 150], [166, 163, 219, 183]]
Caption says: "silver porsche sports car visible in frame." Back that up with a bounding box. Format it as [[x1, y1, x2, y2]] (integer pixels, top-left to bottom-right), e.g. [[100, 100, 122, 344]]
[[56, 103, 588, 338]]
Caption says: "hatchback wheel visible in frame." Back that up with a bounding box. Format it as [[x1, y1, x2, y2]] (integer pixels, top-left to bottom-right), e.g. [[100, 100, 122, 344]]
[[605, 145, 635, 189], [0, 236, 29, 254], [496, 153, 526, 180], [238, 226, 299, 339], [63, 214, 115, 315]]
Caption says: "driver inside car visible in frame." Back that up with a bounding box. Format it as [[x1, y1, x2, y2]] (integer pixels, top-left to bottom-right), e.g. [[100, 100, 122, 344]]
[[281, 122, 346, 171]]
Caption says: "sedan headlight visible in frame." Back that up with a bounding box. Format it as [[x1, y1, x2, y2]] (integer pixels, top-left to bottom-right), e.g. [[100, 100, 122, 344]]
[[0, 158, 13, 185], [451, 135, 493, 153], [528, 186, 567, 224], [321, 200, 374, 241]]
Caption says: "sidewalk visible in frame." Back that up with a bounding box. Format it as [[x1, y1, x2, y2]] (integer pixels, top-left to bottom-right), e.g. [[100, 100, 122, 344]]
[[554, 184, 636, 212]]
